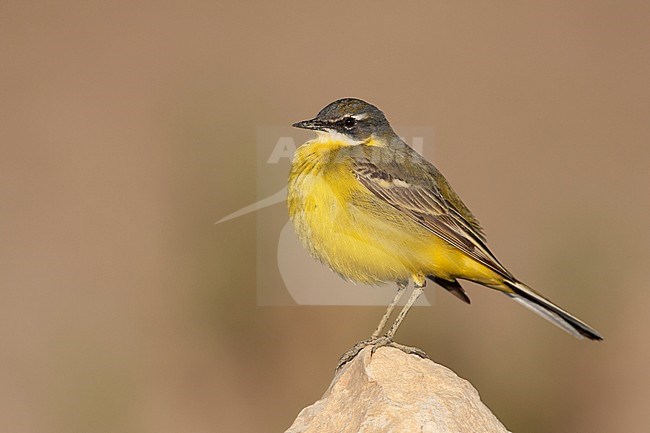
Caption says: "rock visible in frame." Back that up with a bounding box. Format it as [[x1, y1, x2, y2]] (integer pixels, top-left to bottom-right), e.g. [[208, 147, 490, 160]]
[[285, 346, 510, 433]]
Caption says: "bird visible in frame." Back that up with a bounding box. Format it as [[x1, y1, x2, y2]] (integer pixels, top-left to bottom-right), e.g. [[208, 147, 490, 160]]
[[288, 98, 602, 364]]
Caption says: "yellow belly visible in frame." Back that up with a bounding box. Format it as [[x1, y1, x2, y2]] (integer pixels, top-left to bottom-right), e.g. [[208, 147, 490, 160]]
[[287, 140, 502, 286]]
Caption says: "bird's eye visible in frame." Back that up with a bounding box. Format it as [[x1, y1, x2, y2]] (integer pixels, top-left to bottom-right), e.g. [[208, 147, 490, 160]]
[[343, 117, 357, 129]]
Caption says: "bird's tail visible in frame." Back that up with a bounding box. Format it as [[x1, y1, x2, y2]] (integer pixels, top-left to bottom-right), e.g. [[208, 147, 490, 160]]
[[503, 279, 603, 341]]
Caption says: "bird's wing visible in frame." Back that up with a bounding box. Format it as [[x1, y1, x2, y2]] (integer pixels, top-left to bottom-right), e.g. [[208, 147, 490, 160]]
[[353, 159, 513, 279]]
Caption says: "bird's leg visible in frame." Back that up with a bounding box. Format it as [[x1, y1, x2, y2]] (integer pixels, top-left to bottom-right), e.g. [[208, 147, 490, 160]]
[[371, 280, 408, 339], [337, 280, 428, 370], [385, 280, 425, 340], [365, 279, 428, 361], [336, 281, 408, 370]]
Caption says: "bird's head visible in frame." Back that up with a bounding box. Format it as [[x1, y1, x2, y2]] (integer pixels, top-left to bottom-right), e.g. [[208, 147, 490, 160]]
[[293, 98, 395, 145]]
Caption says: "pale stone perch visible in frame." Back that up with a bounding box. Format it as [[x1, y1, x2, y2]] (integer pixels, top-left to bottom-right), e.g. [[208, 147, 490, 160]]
[[285, 346, 510, 433]]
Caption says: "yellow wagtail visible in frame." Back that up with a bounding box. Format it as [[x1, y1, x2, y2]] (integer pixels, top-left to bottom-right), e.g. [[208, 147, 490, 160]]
[[288, 98, 602, 360]]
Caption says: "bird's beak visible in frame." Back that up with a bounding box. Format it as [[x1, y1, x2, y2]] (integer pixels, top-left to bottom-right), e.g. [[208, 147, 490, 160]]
[[292, 118, 327, 131]]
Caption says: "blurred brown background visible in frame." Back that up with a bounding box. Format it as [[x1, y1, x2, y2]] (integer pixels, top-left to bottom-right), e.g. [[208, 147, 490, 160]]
[[2, 1, 650, 432]]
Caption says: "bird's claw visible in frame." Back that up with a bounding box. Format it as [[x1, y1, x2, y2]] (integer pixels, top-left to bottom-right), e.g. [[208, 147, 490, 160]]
[[336, 336, 429, 370]]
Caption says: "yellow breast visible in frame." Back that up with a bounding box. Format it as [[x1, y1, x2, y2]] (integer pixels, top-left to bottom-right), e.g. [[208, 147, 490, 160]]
[[287, 136, 501, 286]]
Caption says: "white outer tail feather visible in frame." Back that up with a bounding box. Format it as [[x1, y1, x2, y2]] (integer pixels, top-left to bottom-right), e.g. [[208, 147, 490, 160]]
[[504, 280, 602, 340], [508, 294, 584, 339]]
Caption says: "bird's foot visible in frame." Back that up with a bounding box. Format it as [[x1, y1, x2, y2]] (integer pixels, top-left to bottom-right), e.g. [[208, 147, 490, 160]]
[[336, 337, 378, 370], [382, 340, 429, 360], [336, 336, 429, 370]]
